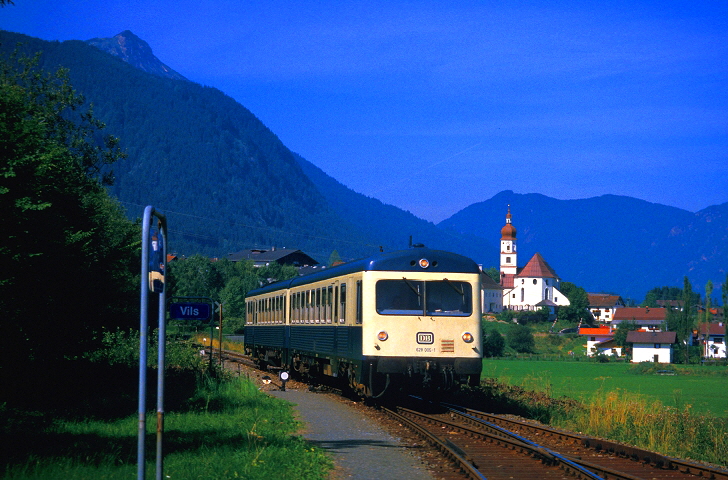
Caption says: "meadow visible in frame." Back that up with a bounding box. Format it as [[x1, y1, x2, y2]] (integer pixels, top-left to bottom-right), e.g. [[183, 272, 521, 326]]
[[481, 358, 728, 417]]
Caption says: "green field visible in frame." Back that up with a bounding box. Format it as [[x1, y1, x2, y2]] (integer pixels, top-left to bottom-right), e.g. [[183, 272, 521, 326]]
[[482, 359, 728, 417]]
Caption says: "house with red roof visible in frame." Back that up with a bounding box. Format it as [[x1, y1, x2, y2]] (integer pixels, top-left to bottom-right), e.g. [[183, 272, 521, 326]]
[[695, 322, 726, 359], [587, 293, 625, 324], [612, 307, 667, 332], [579, 325, 622, 356], [498, 207, 570, 314]]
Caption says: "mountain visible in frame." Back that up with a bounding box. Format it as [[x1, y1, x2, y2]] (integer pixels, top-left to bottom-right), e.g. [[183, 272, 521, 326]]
[[0, 30, 491, 264], [2, 30, 724, 301], [294, 153, 497, 262], [85, 30, 187, 81], [438, 190, 727, 302]]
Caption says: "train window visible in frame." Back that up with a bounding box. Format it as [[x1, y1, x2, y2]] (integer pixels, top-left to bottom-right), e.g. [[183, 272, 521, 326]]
[[425, 280, 472, 316], [327, 285, 333, 323], [333, 285, 339, 323], [356, 281, 362, 324], [315, 288, 321, 323], [340, 283, 346, 324], [375, 279, 472, 316], [291, 293, 296, 323], [376, 279, 424, 315], [306, 290, 312, 324]]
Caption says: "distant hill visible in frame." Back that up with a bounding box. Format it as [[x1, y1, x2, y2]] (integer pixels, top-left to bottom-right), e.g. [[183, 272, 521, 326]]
[[438, 190, 727, 301]]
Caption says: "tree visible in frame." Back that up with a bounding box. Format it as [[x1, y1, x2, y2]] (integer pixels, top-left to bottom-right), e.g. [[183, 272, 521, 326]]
[[613, 320, 639, 357], [328, 250, 343, 267], [666, 277, 697, 364], [703, 280, 713, 324], [483, 328, 505, 357], [722, 273, 728, 323], [483, 267, 500, 283], [558, 282, 590, 325], [0, 52, 137, 407], [506, 324, 535, 353]]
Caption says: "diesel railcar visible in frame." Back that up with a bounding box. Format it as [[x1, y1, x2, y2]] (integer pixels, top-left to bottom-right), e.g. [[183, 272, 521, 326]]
[[244, 247, 482, 397]]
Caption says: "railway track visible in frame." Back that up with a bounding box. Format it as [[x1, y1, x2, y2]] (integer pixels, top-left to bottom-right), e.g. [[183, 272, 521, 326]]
[[385, 400, 728, 480], [220, 351, 728, 479]]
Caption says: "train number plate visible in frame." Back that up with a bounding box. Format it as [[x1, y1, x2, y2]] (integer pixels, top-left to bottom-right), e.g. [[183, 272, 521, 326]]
[[416, 332, 434, 344]]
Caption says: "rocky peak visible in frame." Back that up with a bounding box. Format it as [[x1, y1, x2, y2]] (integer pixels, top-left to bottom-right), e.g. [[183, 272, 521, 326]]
[[86, 30, 187, 81]]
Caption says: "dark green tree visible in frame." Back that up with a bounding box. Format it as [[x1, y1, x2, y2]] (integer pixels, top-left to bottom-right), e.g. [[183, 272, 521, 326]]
[[613, 320, 639, 357], [722, 273, 728, 323], [483, 267, 500, 283], [0, 52, 137, 408], [557, 282, 590, 325], [483, 328, 505, 357], [703, 280, 713, 325], [506, 323, 535, 353], [328, 250, 343, 266]]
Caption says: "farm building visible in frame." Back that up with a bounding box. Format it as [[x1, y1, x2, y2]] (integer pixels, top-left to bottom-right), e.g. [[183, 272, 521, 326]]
[[626, 331, 677, 363], [695, 322, 726, 359]]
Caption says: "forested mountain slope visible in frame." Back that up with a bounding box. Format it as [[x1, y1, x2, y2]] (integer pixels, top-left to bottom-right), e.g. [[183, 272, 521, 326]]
[[294, 153, 498, 263], [0, 31, 378, 261]]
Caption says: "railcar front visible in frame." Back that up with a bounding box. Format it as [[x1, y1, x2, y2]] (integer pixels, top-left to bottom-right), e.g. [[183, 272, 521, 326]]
[[360, 248, 483, 396]]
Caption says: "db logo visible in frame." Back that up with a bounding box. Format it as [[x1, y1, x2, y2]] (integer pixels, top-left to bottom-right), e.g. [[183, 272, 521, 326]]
[[416, 332, 434, 344]]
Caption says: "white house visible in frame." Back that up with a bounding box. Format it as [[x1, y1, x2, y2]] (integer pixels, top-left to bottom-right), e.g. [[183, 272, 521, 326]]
[[627, 331, 677, 363], [587, 293, 625, 324], [498, 207, 570, 313], [481, 272, 504, 314], [579, 326, 621, 356], [696, 322, 726, 359], [612, 307, 667, 332]]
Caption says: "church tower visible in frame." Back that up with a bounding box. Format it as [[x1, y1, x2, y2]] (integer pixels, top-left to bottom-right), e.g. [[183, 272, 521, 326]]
[[500, 206, 518, 278]]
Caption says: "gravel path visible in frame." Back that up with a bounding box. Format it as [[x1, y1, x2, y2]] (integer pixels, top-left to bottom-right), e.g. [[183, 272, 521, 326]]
[[267, 387, 436, 480]]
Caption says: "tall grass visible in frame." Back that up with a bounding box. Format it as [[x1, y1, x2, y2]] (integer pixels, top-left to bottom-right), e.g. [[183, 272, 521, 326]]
[[552, 388, 727, 467], [2, 376, 332, 479]]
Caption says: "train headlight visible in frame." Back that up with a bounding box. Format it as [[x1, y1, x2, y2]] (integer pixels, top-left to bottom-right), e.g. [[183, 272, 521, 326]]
[[418, 258, 430, 269], [462, 332, 474, 343], [378, 331, 389, 341]]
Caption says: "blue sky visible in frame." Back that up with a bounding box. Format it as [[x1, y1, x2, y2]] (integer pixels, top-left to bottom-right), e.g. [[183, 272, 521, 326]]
[[3, 1, 727, 222]]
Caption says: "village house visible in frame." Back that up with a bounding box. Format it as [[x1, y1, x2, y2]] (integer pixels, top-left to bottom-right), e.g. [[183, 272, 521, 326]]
[[481, 273, 504, 314], [612, 307, 667, 331], [579, 325, 622, 357], [498, 207, 570, 314], [227, 247, 319, 269], [626, 331, 677, 363], [695, 322, 726, 359], [587, 293, 625, 324]]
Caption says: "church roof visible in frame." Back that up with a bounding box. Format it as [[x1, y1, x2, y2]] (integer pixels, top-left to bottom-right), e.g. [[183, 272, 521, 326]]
[[517, 253, 559, 279]]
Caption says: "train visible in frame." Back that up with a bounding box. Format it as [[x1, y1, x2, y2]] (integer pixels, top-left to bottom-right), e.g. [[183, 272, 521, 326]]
[[244, 246, 483, 397]]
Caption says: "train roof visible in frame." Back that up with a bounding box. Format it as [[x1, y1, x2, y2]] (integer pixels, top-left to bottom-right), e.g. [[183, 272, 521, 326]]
[[247, 247, 481, 296]]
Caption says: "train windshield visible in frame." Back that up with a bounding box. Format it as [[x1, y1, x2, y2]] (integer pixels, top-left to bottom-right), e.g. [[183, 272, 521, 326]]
[[376, 279, 472, 316]]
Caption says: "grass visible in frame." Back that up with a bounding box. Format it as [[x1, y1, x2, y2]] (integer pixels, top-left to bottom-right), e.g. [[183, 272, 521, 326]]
[[477, 358, 728, 467], [481, 358, 728, 417], [552, 388, 728, 466], [2, 376, 332, 480]]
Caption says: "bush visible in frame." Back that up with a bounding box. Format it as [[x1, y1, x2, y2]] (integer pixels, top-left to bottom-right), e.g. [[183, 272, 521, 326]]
[[506, 324, 535, 353]]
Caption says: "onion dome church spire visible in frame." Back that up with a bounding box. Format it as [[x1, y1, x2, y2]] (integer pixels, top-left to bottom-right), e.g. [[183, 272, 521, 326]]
[[500, 205, 518, 279]]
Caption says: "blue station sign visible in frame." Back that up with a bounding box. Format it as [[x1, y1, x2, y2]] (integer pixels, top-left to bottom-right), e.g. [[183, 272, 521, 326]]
[[169, 302, 211, 321]]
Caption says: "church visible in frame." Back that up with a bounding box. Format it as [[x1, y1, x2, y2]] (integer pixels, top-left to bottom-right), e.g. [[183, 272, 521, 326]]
[[498, 207, 570, 313]]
